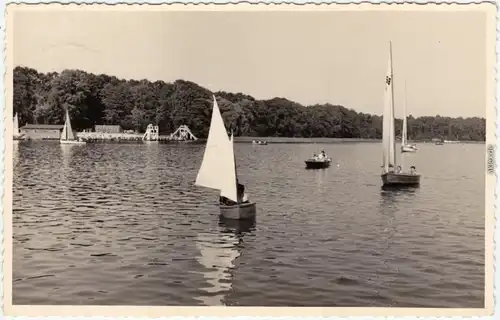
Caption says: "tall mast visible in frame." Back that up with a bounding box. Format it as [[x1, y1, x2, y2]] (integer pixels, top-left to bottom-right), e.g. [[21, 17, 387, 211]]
[[389, 41, 397, 166]]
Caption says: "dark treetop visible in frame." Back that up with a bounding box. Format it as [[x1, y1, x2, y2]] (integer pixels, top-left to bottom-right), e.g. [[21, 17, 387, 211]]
[[13, 66, 486, 141]]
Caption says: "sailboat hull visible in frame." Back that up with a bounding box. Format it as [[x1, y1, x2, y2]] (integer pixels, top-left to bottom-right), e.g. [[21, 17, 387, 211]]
[[382, 172, 420, 186], [305, 159, 332, 169], [401, 145, 417, 153], [219, 201, 256, 220]]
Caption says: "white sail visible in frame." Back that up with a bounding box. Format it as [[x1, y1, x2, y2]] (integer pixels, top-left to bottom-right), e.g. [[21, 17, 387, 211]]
[[13, 113, 19, 135], [61, 109, 76, 141], [382, 42, 396, 172], [402, 80, 408, 146], [195, 96, 238, 202]]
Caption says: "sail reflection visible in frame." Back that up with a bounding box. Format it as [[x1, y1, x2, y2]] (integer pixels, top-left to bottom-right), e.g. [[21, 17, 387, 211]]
[[194, 218, 255, 306], [13, 141, 20, 167]]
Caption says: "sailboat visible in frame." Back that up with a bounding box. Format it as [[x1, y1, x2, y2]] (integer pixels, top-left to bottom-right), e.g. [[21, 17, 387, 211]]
[[400, 81, 417, 153], [60, 108, 86, 145], [195, 95, 257, 220], [381, 42, 420, 187], [13, 113, 24, 141]]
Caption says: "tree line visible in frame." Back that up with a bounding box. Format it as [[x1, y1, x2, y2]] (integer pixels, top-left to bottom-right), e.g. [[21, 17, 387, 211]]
[[13, 66, 486, 141]]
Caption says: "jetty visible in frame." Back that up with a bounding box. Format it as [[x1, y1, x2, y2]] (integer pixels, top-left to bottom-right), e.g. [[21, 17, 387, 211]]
[[77, 124, 199, 143]]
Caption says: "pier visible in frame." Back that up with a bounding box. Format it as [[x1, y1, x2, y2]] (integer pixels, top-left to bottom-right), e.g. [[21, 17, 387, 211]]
[[77, 124, 199, 143]]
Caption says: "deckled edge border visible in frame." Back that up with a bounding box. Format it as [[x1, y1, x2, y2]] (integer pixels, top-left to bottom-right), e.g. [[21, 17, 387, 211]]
[[0, 1, 496, 320]]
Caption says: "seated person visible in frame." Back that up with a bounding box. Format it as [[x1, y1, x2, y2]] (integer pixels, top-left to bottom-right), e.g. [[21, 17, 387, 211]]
[[219, 183, 249, 206], [219, 196, 236, 206], [410, 166, 417, 175], [237, 183, 250, 204]]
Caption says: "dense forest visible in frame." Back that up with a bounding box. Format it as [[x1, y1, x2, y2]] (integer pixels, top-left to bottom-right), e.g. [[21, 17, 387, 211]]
[[13, 66, 486, 141]]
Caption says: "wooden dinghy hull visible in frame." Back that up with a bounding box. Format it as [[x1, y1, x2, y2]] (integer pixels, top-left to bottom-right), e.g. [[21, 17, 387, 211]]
[[381, 172, 420, 186], [305, 160, 331, 169], [220, 201, 257, 220]]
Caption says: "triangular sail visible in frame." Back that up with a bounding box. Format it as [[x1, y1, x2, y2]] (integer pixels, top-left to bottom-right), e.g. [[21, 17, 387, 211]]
[[61, 109, 76, 141], [195, 96, 238, 202], [13, 113, 19, 135], [402, 80, 408, 146], [382, 42, 396, 172]]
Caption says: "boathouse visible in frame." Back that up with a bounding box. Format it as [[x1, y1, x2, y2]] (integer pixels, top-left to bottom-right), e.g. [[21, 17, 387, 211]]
[[94, 125, 123, 134], [20, 124, 65, 140]]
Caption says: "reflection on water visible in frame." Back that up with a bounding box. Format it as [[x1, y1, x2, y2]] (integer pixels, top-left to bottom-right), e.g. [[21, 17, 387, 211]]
[[13, 141, 485, 307], [194, 218, 255, 305]]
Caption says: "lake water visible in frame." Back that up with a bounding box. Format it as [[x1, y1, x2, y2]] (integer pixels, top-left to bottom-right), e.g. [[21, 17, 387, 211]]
[[12, 140, 485, 307]]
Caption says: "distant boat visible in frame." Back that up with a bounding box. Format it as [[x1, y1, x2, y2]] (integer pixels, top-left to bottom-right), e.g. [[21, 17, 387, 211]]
[[13, 113, 25, 141], [305, 151, 332, 169], [195, 95, 257, 220], [381, 42, 420, 187], [60, 109, 86, 145], [305, 158, 331, 169], [252, 140, 268, 145], [400, 81, 417, 153], [435, 140, 444, 145], [444, 139, 460, 144]]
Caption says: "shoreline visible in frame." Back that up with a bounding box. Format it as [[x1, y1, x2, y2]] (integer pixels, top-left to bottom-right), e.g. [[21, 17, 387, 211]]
[[18, 134, 485, 145]]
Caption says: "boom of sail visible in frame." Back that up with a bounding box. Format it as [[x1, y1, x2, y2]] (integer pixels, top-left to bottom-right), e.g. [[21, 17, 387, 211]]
[[195, 96, 238, 203]]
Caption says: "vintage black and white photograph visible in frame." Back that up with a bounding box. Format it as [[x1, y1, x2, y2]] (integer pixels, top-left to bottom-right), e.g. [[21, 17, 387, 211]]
[[4, 2, 495, 315]]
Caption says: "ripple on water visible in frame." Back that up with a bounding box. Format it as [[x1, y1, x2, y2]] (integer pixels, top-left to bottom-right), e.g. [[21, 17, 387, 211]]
[[13, 142, 485, 307]]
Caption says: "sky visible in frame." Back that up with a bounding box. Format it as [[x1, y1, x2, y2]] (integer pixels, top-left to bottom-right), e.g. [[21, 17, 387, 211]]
[[11, 5, 491, 118]]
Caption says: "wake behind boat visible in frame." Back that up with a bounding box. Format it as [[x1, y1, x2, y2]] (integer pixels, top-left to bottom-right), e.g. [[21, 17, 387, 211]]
[[381, 42, 420, 187], [195, 95, 257, 220], [60, 109, 86, 145]]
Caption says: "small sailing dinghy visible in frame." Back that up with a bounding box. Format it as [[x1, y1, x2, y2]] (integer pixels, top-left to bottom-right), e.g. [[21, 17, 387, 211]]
[[400, 81, 417, 153], [381, 42, 420, 187], [60, 109, 86, 145], [13, 113, 25, 141], [195, 95, 257, 220]]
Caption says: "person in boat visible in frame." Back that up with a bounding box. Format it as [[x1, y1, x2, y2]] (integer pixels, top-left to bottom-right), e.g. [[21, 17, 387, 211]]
[[321, 150, 328, 160], [396, 165, 402, 173], [219, 181, 249, 206], [387, 164, 395, 173], [317, 151, 325, 161], [312, 153, 318, 160], [238, 183, 250, 203], [410, 166, 417, 175]]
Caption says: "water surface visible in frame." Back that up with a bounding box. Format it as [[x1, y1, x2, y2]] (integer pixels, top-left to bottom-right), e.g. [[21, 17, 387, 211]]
[[12, 141, 485, 307]]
